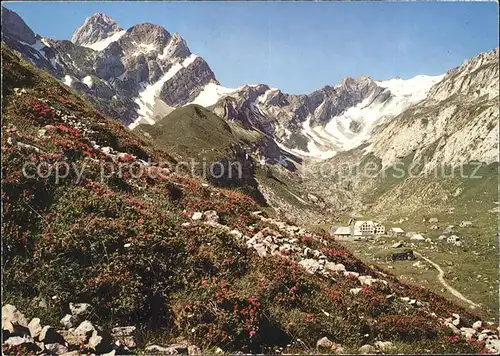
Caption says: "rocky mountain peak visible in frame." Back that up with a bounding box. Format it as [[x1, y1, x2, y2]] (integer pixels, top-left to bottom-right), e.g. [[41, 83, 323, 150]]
[[1, 6, 37, 45], [71, 12, 124, 46]]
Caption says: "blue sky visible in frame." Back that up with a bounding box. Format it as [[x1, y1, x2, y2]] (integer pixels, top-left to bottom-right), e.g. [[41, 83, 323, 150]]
[[4, 2, 498, 94]]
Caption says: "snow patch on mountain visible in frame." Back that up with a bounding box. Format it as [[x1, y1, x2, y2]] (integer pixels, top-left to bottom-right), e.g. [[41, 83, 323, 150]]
[[375, 74, 445, 111], [190, 83, 237, 107], [291, 74, 445, 159], [130, 54, 199, 129], [82, 76, 93, 88], [62, 75, 74, 87], [131, 41, 158, 56], [80, 30, 126, 51]]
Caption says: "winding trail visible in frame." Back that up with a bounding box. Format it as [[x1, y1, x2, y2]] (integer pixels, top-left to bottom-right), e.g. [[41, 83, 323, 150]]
[[414, 251, 480, 309]]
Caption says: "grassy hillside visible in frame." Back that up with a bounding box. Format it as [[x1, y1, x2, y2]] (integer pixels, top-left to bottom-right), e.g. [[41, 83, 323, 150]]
[[133, 104, 268, 204], [1, 45, 496, 354], [134, 105, 241, 161], [133, 101, 327, 224]]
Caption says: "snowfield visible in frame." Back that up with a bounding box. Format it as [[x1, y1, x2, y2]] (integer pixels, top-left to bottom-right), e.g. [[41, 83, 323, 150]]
[[82, 75, 93, 88], [190, 83, 238, 107], [129, 54, 199, 129], [80, 30, 126, 51]]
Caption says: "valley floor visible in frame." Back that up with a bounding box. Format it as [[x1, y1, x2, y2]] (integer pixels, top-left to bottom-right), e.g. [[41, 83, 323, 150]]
[[340, 235, 498, 321]]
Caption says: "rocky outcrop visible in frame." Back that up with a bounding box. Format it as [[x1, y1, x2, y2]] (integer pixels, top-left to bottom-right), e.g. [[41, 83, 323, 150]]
[[1, 303, 203, 355], [1, 7, 36, 44], [209, 76, 387, 150]]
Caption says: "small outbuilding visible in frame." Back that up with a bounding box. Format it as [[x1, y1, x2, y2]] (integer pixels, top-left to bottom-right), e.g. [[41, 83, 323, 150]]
[[332, 226, 351, 238], [390, 227, 405, 237], [410, 233, 425, 241]]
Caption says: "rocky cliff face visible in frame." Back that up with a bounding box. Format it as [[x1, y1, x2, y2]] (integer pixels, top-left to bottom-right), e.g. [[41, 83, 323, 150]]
[[209, 76, 396, 156], [365, 48, 499, 169]]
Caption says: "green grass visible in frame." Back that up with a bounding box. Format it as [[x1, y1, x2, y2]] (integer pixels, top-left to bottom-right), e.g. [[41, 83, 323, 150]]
[[134, 104, 237, 161]]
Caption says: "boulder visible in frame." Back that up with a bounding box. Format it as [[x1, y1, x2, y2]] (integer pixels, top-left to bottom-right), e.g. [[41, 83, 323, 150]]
[[253, 243, 268, 257], [74, 320, 96, 344], [227, 230, 243, 239], [298, 259, 322, 274], [2, 335, 41, 353], [57, 329, 81, 347], [203, 210, 219, 223], [331, 343, 344, 354], [60, 351, 80, 356], [429, 218, 439, 223], [344, 271, 360, 278], [410, 234, 425, 241], [443, 225, 455, 234], [188, 345, 202, 355], [88, 329, 113, 354], [460, 327, 476, 339], [359, 344, 376, 354], [391, 249, 415, 261], [350, 288, 362, 295], [459, 221, 473, 228], [316, 336, 334, 349], [191, 212, 203, 221], [69, 302, 91, 320], [60, 314, 75, 329], [2, 304, 29, 332], [478, 333, 489, 342], [375, 340, 395, 352], [39, 325, 65, 344], [27, 318, 42, 339]]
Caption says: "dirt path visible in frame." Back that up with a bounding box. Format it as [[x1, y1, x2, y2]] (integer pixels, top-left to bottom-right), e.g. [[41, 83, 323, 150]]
[[414, 251, 480, 309]]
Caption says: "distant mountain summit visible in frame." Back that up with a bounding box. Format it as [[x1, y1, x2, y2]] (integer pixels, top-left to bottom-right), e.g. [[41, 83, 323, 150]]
[[71, 13, 125, 49]]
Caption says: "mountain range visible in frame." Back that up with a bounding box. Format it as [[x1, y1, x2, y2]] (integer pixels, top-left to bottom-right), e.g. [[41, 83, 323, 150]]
[[6, 8, 496, 165], [2, 6, 499, 222]]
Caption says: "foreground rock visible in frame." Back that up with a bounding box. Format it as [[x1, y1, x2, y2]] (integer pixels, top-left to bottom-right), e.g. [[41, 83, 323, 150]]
[[359, 344, 376, 354], [1, 303, 206, 355]]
